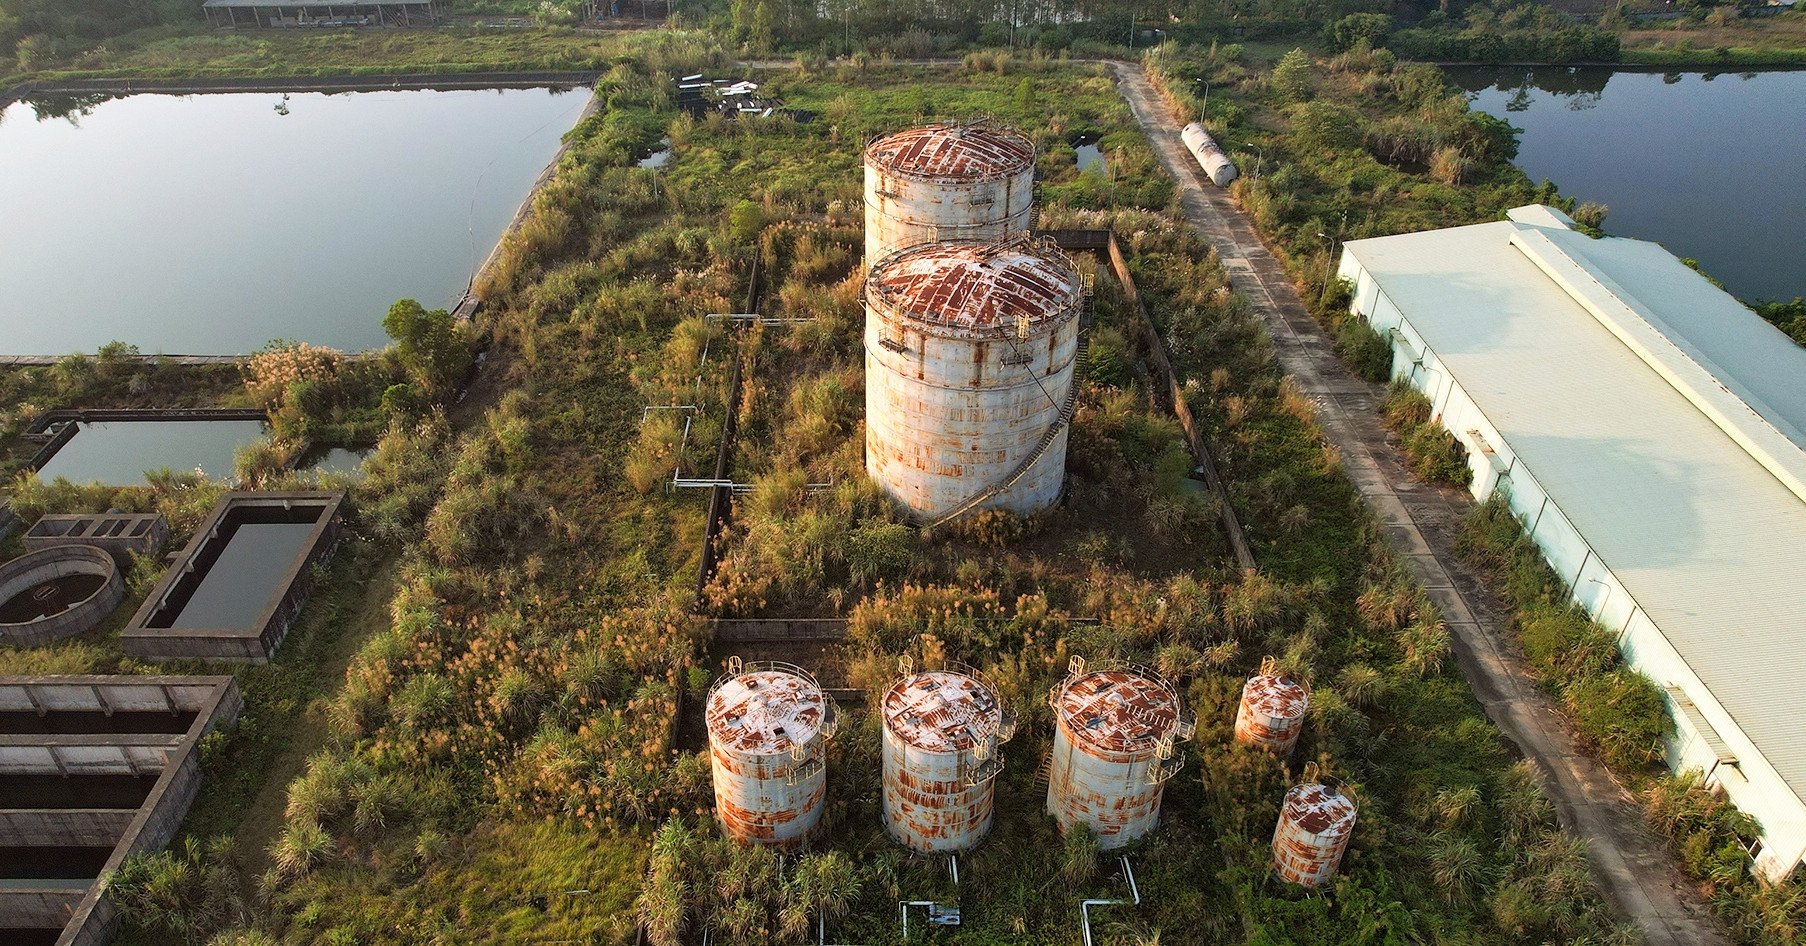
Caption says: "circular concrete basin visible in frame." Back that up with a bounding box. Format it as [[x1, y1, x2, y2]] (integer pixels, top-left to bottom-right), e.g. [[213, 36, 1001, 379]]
[[0, 545, 126, 646]]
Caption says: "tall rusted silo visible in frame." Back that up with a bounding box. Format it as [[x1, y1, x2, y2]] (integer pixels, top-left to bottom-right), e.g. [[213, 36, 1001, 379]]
[[705, 658, 837, 848], [881, 658, 1015, 854], [863, 120, 1036, 268], [864, 234, 1084, 523], [1046, 657, 1194, 850], [1272, 770, 1357, 888], [1234, 658, 1310, 757]]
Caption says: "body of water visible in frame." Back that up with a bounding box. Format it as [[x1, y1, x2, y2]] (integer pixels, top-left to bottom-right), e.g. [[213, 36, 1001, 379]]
[[0, 86, 589, 355], [164, 510, 317, 629], [1447, 66, 1806, 303], [35, 420, 267, 485]]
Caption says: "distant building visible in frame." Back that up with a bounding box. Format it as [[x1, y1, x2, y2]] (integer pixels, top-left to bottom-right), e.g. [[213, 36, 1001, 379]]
[[1338, 206, 1806, 883], [202, 0, 437, 28]]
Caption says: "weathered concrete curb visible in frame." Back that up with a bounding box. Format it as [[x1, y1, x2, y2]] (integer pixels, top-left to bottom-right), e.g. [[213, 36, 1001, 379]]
[[0, 545, 125, 647]]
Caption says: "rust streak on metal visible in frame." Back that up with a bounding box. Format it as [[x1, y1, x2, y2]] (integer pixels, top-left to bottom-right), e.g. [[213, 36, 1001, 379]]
[[1272, 782, 1357, 887], [864, 121, 1035, 182]]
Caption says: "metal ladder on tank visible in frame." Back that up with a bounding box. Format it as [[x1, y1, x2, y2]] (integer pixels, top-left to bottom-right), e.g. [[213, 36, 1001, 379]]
[[921, 324, 1090, 531]]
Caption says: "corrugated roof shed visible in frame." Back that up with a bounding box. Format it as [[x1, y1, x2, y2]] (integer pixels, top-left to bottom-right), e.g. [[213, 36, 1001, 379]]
[[1345, 208, 1806, 804]]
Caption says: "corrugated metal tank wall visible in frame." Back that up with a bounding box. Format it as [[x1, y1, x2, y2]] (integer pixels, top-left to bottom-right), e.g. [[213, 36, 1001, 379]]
[[1046, 658, 1194, 850], [1234, 658, 1310, 757], [705, 660, 836, 848], [863, 236, 1083, 522], [1272, 778, 1358, 887], [880, 662, 1015, 854], [863, 121, 1036, 269]]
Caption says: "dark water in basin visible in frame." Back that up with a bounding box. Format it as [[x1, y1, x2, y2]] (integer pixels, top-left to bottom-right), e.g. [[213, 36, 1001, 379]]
[[1073, 134, 1103, 172], [0, 929, 60, 945], [34, 420, 266, 485], [1445, 66, 1806, 302], [0, 774, 153, 809], [0, 711, 197, 735], [152, 506, 318, 630], [0, 575, 106, 624], [0, 846, 113, 881], [0, 86, 590, 355]]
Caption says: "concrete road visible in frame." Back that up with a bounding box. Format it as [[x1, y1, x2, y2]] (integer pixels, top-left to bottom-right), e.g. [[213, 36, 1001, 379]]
[[1108, 60, 1730, 946]]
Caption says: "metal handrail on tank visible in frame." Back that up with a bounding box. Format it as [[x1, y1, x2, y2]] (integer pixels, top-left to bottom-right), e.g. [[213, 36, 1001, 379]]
[[892, 654, 1017, 748], [707, 656, 839, 763], [1049, 655, 1196, 747]]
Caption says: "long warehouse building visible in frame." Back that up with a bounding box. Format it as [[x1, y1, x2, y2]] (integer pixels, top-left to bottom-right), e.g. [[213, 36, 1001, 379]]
[[1338, 204, 1806, 882]]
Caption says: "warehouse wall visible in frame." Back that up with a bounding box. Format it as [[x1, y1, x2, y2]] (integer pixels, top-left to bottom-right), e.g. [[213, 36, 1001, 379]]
[[1340, 251, 1806, 882]]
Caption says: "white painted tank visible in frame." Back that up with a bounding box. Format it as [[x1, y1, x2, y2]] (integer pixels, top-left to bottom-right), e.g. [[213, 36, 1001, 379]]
[[863, 120, 1036, 269], [1234, 657, 1310, 757], [705, 658, 837, 848], [880, 659, 1015, 854], [1181, 122, 1238, 187], [1272, 774, 1357, 887], [1046, 657, 1194, 850], [864, 234, 1084, 523]]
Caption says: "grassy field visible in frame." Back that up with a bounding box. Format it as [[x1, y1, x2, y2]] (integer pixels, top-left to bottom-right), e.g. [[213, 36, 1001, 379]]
[[1620, 11, 1806, 66]]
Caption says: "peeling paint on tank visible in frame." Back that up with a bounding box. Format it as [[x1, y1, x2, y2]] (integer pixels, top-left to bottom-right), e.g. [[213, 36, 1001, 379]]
[[1272, 781, 1357, 887], [880, 667, 1013, 854], [1045, 661, 1192, 850], [1234, 663, 1310, 757], [863, 121, 1036, 268], [706, 662, 836, 848]]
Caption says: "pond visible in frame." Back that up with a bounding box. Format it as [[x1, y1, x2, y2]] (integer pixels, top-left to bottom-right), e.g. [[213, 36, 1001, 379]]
[[34, 420, 267, 485], [1072, 134, 1104, 173], [0, 86, 591, 356], [1446, 66, 1806, 303]]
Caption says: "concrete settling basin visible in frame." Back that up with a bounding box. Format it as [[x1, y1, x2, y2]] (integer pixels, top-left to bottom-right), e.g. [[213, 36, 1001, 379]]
[[0, 675, 240, 946], [863, 119, 1036, 269], [880, 660, 1015, 855], [864, 234, 1084, 522], [122, 491, 344, 662], [1046, 658, 1193, 850], [0, 547, 125, 648]]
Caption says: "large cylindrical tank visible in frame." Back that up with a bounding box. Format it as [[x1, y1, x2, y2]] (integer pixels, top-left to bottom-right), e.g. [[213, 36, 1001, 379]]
[[1234, 659, 1309, 757], [1046, 658, 1193, 850], [864, 235, 1084, 522], [881, 661, 1015, 854], [1272, 778, 1357, 887], [863, 120, 1036, 268], [705, 659, 836, 848], [1181, 123, 1239, 187]]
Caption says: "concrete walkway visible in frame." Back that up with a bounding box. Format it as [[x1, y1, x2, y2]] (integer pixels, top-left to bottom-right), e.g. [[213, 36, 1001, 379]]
[[1109, 61, 1729, 946]]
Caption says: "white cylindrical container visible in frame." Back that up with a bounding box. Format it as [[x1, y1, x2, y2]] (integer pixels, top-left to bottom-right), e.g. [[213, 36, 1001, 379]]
[[1047, 659, 1192, 850], [1272, 779, 1357, 887], [1234, 660, 1310, 757], [863, 121, 1036, 269], [705, 660, 836, 848], [1181, 122, 1239, 187], [864, 235, 1084, 522], [881, 663, 1013, 854]]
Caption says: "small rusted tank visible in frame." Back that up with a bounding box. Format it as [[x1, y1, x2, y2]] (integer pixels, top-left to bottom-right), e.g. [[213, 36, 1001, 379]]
[[880, 658, 1015, 854], [1046, 657, 1194, 850], [1234, 657, 1310, 757], [863, 120, 1036, 268], [1272, 771, 1357, 887], [705, 658, 837, 848], [864, 234, 1084, 522]]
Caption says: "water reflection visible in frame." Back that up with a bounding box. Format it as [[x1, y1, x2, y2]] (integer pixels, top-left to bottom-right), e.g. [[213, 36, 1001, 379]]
[[1445, 65, 1806, 302]]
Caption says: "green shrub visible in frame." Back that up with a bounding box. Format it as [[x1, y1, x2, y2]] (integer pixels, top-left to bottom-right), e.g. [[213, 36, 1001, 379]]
[[1564, 667, 1670, 771], [1335, 318, 1391, 383], [843, 520, 914, 587], [1403, 420, 1471, 487]]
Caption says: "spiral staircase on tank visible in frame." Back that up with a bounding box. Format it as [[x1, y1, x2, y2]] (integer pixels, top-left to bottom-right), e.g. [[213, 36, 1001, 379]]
[[921, 322, 1090, 530]]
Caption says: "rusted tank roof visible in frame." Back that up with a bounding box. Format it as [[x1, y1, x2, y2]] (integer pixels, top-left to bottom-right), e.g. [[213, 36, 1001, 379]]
[[865, 121, 1035, 182], [1053, 670, 1180, 753], [868, 237, 1080, 332], [706, 669, 826, 756], [882, 670, 1002, 753], [1243, 674, 1309, 721], [1282, 782, 1358, 836]]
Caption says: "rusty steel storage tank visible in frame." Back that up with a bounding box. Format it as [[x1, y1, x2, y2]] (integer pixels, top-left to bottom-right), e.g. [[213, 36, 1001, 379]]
[[705, 658, 837, 848], [1272, 771, 1357, 887], [1181, 122, 1239, 187], [1234, 657, 1310, 757], [863, 119, 1036, 268], [864, 234, 1084, 523], [1046, 657, 1194, 850], [881, 658, 1016, 854]]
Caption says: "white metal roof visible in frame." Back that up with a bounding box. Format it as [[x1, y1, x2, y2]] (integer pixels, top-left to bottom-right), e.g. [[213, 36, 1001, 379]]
[[1345, 208, 1806, 805]]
